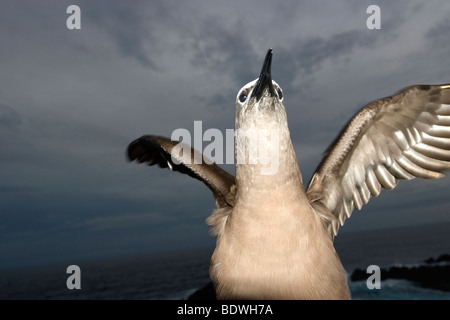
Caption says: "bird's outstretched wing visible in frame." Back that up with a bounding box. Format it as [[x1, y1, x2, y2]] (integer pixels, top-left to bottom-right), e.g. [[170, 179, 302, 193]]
[[306, 84, 450, 238], [127, 135, 236, 208]]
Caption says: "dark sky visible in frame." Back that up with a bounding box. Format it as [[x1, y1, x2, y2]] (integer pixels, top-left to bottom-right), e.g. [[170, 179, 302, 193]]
[[1, 0, 450, 269]]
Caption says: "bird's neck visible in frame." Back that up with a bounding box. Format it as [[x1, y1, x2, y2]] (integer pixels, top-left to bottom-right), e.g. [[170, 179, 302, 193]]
[[234, 110, 304, 202]]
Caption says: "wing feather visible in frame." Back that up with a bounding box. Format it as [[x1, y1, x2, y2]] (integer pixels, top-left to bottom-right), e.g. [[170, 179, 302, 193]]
[[127, 135, 235, 208], [306, 84, 450, 238]]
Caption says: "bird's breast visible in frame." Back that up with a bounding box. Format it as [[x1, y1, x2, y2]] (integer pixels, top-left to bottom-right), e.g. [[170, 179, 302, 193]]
[[210, 193, 350, 299]]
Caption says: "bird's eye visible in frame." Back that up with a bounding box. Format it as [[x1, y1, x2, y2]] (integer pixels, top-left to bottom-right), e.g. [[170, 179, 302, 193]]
[[239, 90, 248, 103], [277, 88, 283, 100]]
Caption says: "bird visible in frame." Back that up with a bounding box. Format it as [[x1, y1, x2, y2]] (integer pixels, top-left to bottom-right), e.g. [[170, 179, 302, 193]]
[[127, 48, 450, 299]]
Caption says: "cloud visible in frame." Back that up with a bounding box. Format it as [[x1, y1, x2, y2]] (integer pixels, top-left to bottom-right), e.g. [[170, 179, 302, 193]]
[[425, 17, 450, 53], [0, 104, 22, 129], [1, 0, 450, 270], [187, 17, 259, 86], [79, 0, 169, 70], [274, 29, 385, 96]]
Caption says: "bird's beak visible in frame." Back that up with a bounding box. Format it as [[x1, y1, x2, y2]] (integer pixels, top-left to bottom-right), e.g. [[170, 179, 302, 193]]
[[251, 48, 277, 100]]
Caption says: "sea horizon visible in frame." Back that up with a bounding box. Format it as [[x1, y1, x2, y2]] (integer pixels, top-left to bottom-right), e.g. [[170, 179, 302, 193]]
[[1, 221, 449, 299]]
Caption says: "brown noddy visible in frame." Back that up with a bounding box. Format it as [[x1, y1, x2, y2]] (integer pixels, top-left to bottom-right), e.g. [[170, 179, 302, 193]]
[[127, 48, 450, 299]]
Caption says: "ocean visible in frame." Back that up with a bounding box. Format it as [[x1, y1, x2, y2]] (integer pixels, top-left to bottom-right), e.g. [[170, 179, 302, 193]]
[[1, 222, 450, 300]]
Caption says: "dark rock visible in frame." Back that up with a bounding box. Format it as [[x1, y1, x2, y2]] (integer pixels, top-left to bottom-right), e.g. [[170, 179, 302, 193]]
[[350, 253, 450, 292], [436, 254, 450, 263], [350, 268, 367, 282], [424, 253, 450, 264]]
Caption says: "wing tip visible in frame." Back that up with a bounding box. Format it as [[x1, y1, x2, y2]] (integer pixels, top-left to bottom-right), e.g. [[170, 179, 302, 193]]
[[126, 135, 158, 163], [127, 138, 142, 162]]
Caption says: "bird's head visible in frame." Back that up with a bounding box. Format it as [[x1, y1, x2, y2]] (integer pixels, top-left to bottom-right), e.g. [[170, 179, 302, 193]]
[[235, 48, 284, 119], [234, 48, 291, 177]]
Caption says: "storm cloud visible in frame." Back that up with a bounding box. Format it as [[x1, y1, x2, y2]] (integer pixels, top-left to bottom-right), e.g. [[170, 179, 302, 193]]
[[1, 0, 450, 269]]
